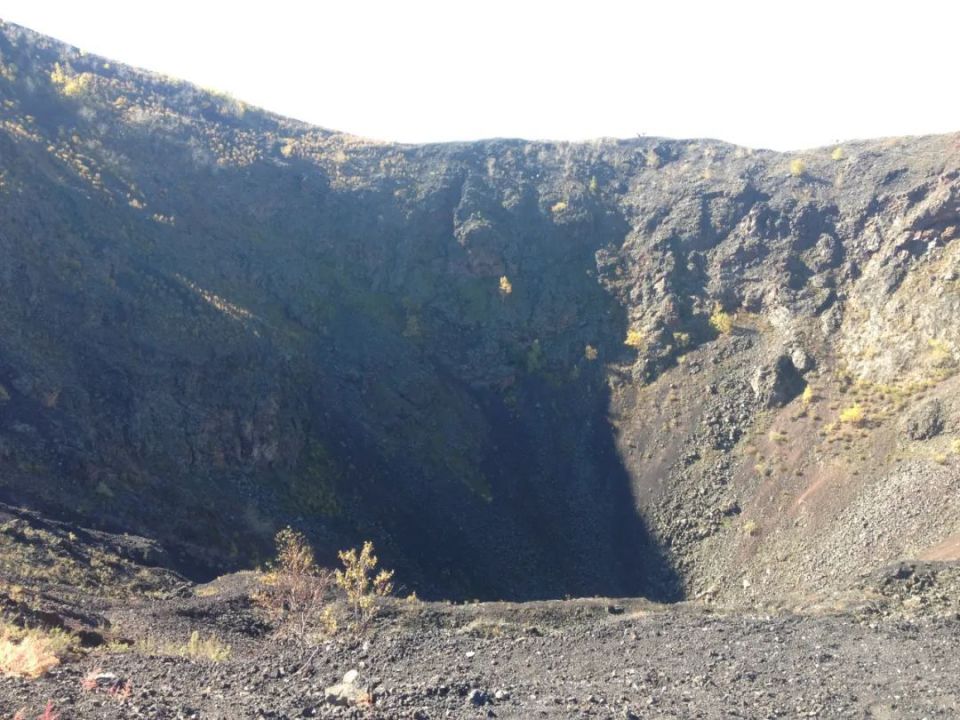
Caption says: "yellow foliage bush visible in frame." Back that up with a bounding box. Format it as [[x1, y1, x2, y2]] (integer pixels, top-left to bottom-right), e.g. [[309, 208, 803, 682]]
[[335, 541, 394, 631], [498, 276, 513, 296], [0, 625, 70, 678], [789, 158, 806, 176], [928, 338, 956, 369], [624, 329, 644, 348], [49, 63, 92, 97], [839, 404, 866, 425], [709, 309, 734, 335]]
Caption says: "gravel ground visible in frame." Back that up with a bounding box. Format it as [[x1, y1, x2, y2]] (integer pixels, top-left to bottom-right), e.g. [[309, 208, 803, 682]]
[[3, 575, 960, 719]]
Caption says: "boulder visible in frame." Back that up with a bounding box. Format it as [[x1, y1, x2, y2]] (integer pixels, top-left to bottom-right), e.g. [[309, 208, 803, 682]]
[[751, 355, 805, 408], [902, 399, 945, 440], [325, 669, 369, 707], [790, 347, 814, 374]]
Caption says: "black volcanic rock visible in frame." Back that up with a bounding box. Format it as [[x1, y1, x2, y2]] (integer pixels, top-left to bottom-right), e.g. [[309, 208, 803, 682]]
[[0, 19, 959, 606]]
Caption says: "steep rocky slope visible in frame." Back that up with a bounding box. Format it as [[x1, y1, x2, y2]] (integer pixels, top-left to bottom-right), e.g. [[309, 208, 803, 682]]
[[0, 20, 958, 604]]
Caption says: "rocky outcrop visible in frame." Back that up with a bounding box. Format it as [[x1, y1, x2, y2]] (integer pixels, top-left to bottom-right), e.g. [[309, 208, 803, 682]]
[[902, 399, 946, 440]]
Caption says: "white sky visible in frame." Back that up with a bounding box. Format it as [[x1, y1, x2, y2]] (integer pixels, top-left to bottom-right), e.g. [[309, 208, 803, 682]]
[[1, 0, 957, 150]]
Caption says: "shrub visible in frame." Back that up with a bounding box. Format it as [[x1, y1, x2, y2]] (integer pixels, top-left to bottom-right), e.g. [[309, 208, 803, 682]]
[[831, 147, 844, 161], [624, 329, 644, 348], [550, 201, 567, 214], [335, 541, 394, 631], [49, 63, 92, 97], [498, 276, 513, 296], [839, 404, 866, 425], [928, 338, 955, 369], [0, 623, 75, 679], [255, 528, 335, 650], [584, 344, 598, 361], [789, 158, 806, 177], [801, 385, 815, 404], [402, 314, 423, 338], [709, 308, 734, 335], [525, 339, 544, 373]]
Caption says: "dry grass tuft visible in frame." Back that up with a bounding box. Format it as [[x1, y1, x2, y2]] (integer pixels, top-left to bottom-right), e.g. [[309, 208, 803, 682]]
[[134, 630, 230, 662], [0, 626, 67, 679]]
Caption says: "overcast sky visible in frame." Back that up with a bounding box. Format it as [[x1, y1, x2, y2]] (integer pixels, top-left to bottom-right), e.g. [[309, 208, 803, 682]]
[[1, 0, 957, 150]]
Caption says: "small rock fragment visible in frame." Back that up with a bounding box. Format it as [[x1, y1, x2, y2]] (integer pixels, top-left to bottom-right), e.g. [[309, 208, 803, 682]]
[[468, 689, 489, 706]]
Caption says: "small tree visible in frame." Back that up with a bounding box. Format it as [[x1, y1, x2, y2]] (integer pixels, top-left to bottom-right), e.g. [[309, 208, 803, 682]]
[[334, 541, 394, 631], [255, 528, 334, 652]]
